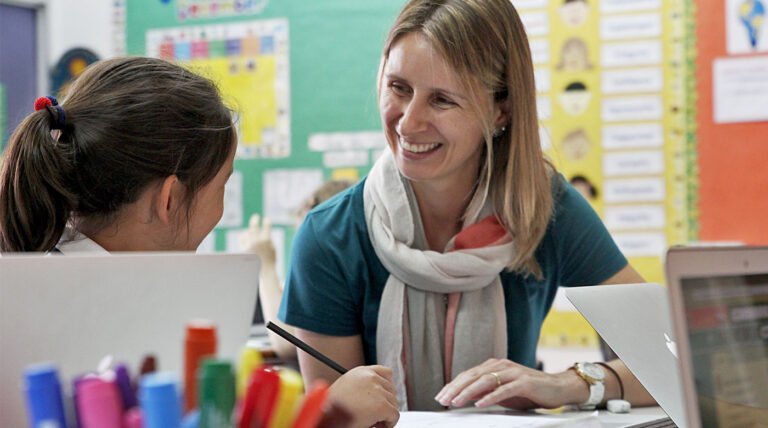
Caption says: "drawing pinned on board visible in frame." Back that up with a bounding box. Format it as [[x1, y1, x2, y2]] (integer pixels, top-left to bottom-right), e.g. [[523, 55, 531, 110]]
[[559, 81, 591, 116], [739, 0, 766, 48], [561, 129, 592, 161], [557, 37, 593, 72], [559, 0, 590, 27], [570, 175, 599, 201]]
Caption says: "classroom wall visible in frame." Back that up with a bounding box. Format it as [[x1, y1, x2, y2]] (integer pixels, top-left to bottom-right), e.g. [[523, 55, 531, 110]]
[[695, 0, 768, 244], [48, 0, 115, 61]]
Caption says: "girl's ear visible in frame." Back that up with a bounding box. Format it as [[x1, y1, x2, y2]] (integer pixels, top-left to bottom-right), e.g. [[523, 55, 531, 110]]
[[154, 175, 180, 225]]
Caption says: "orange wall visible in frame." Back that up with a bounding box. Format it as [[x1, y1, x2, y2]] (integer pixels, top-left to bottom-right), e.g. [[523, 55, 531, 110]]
[[697, 1, 768, 244]]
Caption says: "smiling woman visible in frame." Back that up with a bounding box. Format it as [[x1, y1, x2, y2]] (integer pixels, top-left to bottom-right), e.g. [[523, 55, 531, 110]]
[[279, 0, 653, 426]]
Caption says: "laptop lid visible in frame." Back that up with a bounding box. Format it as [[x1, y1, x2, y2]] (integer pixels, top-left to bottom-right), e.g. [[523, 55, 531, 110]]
[[0, 253, 259, 427], [666, 246, 768, 428], [565, 283, 686, 427]]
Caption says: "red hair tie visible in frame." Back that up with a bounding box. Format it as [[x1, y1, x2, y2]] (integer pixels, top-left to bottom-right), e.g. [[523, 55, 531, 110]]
[[34, 96, 58, 111]]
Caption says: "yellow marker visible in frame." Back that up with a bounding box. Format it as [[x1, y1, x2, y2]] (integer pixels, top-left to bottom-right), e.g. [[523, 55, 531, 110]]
[[236, 347, 263, 398], [269, 368, 304, 428]]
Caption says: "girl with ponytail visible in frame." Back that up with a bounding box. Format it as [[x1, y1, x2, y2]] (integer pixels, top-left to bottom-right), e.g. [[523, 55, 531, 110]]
[[0, 57, 235, 253]]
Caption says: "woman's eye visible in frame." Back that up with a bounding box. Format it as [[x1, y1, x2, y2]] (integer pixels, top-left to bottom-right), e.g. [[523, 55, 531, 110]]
[[433, 96, 456, 107], [390, 82, 410, 95]]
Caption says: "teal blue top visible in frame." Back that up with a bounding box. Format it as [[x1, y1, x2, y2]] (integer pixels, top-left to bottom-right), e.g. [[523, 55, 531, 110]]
[[279, 176, 627, 368]]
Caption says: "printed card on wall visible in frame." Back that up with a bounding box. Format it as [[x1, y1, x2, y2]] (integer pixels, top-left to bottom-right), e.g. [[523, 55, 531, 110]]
[[146, 19, 291, 158], [262, 169, 324, 225]]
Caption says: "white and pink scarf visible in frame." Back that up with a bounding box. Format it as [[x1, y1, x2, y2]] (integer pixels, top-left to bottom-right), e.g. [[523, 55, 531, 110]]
[[363, 152, 514, 410]]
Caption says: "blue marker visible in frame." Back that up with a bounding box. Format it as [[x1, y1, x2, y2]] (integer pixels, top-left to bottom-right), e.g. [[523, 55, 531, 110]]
[[23, 363, 67, 428], [140, 372, 183, 428]]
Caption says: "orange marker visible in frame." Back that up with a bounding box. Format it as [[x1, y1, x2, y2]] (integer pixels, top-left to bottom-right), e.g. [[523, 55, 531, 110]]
[[184, 320, 217, 412], [291, 380, 329, 428]]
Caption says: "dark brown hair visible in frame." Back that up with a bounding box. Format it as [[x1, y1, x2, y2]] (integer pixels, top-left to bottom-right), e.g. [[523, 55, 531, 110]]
[[0, 57, 234, 252]]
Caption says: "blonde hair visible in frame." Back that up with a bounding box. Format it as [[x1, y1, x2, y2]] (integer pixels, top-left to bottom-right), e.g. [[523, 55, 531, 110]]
[[378, 0, 554, 277]]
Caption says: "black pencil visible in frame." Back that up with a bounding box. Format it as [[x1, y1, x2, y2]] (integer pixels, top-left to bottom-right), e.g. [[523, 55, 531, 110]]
[[266, 321, 348, 374]]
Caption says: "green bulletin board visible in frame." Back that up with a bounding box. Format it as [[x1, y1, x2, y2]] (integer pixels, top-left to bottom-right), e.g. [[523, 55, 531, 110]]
[[127, 0, 405, 273]]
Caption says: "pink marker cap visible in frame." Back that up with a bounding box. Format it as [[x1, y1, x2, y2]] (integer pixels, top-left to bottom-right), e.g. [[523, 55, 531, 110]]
[[123, 407, 144, 428], [77, 379, 123, 428]]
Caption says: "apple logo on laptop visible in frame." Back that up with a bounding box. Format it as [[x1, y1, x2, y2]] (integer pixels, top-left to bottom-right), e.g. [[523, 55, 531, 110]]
[[665, 333, 678, 359]]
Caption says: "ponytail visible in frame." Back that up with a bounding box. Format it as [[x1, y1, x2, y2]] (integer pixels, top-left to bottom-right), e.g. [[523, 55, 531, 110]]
[[0, 111, 78, 252]]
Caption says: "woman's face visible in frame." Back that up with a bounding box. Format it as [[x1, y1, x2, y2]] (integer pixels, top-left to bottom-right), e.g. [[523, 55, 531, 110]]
[[379, 32, 497, 191]]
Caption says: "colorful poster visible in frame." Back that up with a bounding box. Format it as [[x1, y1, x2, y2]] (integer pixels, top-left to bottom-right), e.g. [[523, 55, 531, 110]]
[[516, 0, 690, 346], [176, 0, 270, 21], [146, 19, 290, 158]]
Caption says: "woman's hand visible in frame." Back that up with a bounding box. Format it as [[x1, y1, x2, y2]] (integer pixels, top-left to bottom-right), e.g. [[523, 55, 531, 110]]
[[240, 214, 276, 264], [435, 358, 588, 410], [328, 365, 400, 428]]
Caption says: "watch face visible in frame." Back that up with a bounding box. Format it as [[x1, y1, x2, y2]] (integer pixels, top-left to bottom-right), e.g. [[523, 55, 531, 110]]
[[581, 362, 605, 381]]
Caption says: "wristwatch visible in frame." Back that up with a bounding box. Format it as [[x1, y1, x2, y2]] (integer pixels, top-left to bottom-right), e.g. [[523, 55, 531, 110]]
[[570, 362, 605, 409]]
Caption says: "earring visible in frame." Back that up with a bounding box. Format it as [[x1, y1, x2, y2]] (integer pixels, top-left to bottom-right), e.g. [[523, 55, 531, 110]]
[[493, 126, 507, 139]]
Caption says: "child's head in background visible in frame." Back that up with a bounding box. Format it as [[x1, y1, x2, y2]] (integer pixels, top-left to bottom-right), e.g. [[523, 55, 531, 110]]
[[0, 57, 236, 252]]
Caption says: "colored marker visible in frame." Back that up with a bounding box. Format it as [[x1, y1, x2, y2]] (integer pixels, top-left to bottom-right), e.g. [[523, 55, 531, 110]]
[[269, 368, 304, 428], [236, 347, 263, 398], [184, 320, 217, 412], [115, 363, 138, 409], [77, 378, 123, 428], [291, 379, 329, 428], [237, 366, 280, 428], [140, 372, 183, 428], [23, 363, 67, 428], [266, 322, 347, 374], [198, 359, 235, 428]]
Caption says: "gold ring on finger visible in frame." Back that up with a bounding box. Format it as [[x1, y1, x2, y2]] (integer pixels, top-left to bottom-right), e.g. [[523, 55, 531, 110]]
[[491, 371, 502, 387]]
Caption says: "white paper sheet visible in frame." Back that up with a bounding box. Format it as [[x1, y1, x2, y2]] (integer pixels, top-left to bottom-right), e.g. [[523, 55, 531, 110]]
[[602, 96, 663, 122], [520, 11, 550, 37], [397, 411, 600, 428], [604, 177, 666, 203], [600, 13, 662, 40], [263, 169, 324, 225], [601, 41, 663, 67], [611, 231, 667, 257], [535, 68, 552, 93], [603, 150, 665, 177], [713, 55, 768, 123], [601, 68, 663, 94], [601, 0, 661, 13], [605, 205, 667, 230], [602, 123, 664, 149], [513, 0, 548, 9], [322, 150, 369, 168], [308, 131, 386, 151], [530, 39, 550, 65]]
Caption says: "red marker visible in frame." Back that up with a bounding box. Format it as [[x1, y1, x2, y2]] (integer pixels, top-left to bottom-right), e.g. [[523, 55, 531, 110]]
[[237, 366, 280, 428]]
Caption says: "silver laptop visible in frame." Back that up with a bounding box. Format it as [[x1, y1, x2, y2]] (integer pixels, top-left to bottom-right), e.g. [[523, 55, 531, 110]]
[[666, 246, 768, 428], [566, 283, 686, 427], [0, 253, 259, 427]]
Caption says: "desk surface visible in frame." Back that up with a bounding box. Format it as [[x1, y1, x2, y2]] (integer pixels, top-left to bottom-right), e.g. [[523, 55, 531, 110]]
[[446, 405, 669, 427]]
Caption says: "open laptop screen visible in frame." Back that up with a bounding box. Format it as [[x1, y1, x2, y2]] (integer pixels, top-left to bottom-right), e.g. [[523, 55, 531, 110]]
[[681, 273, 768, 426]]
